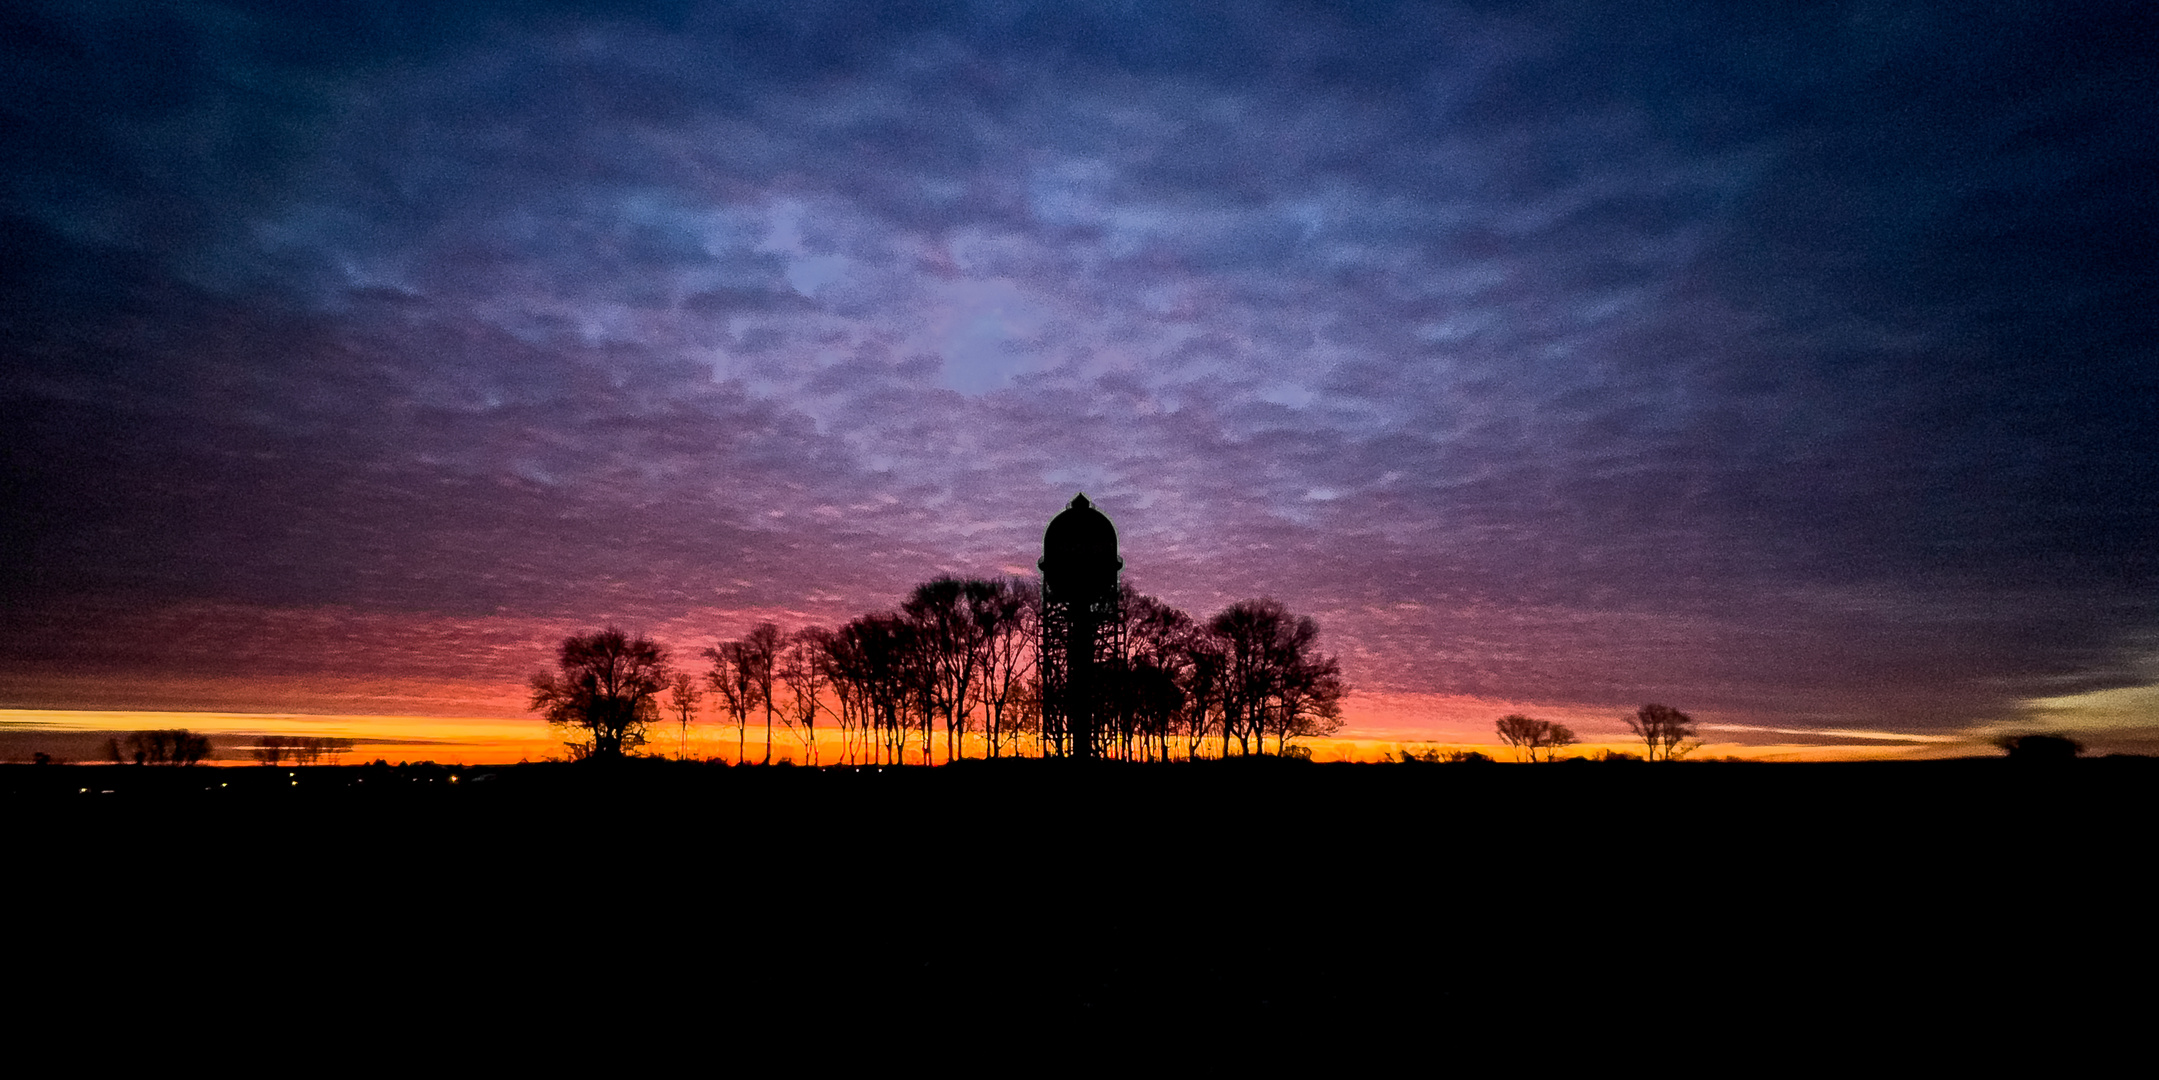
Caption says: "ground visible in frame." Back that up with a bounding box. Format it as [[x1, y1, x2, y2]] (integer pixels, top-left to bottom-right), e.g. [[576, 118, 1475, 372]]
[[12, 757, 2147, 1039]]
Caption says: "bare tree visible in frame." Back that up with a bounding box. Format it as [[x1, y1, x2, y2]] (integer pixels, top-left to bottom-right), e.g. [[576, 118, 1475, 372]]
[[1210, 600, 1282, 756], [1207, 599, 1347, 757], [1993, 733, 2082, 760], [252, 735, 290, 766], [1494, 716, 1581, 762], [974, 579, 1036, 759], [1122, 589, 1195, 761], [529, 628, 670, 760], [1540, 722, 1577, 762], [823, 614, 928, 765], [778, 627, 831, 765], [293, 735, 353, 765], [906, 577, 1004, 764], [814, 624, 868, 764], [705, 639, 755, 765], [1181, 633, 1227, 760], [743, 623, 783, 765], [121, 729, 213, 765], [820, 613, 919, 765], [1270, 649, 1346, 756], [1494, 715, 1543, 761], [665, 671, 700, 761], [1625, 704, 1698, 762]]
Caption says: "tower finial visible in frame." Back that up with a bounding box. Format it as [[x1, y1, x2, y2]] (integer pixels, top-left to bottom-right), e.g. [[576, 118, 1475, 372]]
[[1070, 492, 1091, 509]]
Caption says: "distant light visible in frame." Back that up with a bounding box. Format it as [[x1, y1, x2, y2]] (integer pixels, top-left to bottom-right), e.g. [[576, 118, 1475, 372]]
[[79, 788, 86, 793], [291, 781, 297, 786]]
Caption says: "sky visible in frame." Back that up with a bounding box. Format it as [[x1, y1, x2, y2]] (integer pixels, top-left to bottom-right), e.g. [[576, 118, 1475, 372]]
[[3, 1, 2155, 761]]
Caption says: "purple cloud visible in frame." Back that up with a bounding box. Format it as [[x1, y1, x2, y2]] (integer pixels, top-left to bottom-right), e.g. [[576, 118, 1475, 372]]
[[4, 2, 2154, 745]]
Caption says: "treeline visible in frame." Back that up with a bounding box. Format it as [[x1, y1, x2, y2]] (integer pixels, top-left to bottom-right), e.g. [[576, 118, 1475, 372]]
[[86, 730, 356, 766], [533, 576, 1347, 764], [103, 729, 214, 766], [1412, 704, 1696, 764], [251, 735, 355, 766]]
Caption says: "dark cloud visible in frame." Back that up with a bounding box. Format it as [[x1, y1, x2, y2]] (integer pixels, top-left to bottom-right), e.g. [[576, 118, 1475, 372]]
[[4, 2, 2154, 739]]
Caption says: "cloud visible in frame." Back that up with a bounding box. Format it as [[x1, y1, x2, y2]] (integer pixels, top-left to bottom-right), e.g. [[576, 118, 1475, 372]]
[[3, 2, 2154, 736]]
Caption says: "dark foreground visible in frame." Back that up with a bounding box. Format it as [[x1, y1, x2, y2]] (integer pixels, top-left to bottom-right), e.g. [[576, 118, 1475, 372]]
[[14, 756, 2150, 1038]]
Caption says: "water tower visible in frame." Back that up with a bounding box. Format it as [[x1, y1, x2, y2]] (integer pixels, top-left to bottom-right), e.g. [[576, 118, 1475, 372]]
[[1038, 493, 1124, 759]]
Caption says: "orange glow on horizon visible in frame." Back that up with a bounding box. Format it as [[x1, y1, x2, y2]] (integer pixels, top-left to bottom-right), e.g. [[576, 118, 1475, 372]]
[[2, 707, 1990, 765]]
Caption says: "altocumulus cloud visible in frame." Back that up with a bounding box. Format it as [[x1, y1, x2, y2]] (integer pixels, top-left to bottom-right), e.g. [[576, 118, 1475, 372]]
[[2, 1, 2154, 746]]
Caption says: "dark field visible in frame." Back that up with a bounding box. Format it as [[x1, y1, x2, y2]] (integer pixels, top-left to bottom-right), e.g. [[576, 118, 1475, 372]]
[[15, 757, 2148, 1033]]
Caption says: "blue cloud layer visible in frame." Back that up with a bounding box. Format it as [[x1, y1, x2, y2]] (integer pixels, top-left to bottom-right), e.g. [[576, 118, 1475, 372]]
[[5, 1, 2154, 732]]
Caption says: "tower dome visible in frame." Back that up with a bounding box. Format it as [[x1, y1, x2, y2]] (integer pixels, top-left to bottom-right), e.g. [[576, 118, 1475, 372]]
[[1039, 492, 1122, 601]]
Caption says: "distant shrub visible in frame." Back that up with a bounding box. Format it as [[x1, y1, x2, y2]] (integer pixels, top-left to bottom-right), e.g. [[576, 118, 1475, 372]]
[[1386, 746, 1497, 764], [109, 729, 213, 766], [1993, 733, 2083, 761]]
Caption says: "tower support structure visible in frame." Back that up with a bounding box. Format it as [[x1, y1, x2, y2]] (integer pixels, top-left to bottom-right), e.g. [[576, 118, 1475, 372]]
[[1037, 493, 1124, 759]]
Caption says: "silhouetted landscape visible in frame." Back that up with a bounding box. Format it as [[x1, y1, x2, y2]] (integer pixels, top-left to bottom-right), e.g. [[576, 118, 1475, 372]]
[[9, 1, 2156, 1043], [522, 496, 1346, 771], [16, 752, 2148, 1031], [10, 463, 2146, 1028]]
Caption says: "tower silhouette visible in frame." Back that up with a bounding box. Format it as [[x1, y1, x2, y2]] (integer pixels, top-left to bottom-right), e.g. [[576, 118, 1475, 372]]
[[1038, 493, 1124, 759]]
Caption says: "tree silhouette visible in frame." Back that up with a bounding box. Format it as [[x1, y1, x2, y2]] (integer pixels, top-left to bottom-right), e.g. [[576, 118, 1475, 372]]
[[1993, 733, 2083, 760], [814, 621, 868, 764], [1270, 648, 1346, 755], [1495, 715, 1543, 762], [905, 577, 993, 764], [1121, 588, 1201, 761], [530, 628, 669, 760], [743, 623, 782, 765], [777, 627, 830, 765], [117, 729, 213, 765], [252, 735, 290, 766], [824, 612, 926, 765], [1207, 598, 1346, 757], [289, 736, 351, 765], [704, 629, 780, 765], [665, 671, 700, 761], [1625, 704, 1698, 762], [1211, 600, 1283, 756], [973, 578, 1037, 759], [1494, 715, 1579, 762], [1180, 631, 1228, 760], [508, 562, 1361, 765], [1540, 722, 1577, 762]]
